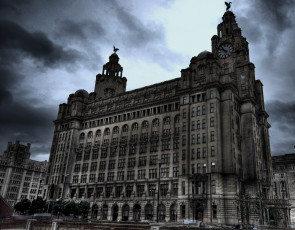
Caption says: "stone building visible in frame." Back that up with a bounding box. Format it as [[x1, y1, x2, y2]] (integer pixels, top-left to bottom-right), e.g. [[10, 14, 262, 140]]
[[45, 10, 272, 225], [0, 141, 48, 207], [272, 153, 295, 224]]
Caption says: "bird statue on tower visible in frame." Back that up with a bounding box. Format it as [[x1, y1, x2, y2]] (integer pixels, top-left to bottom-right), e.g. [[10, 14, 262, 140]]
[[113, 46, 119, 53], [225, 2, 232, 11]]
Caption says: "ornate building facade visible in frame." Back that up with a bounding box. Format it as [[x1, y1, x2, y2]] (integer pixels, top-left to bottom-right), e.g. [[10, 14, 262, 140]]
[[272, 154, 295, 224], [0, 141, 48, 207], [45, 10, 272, 225]]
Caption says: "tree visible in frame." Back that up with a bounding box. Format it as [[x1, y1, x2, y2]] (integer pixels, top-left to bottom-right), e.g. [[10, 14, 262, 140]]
[[29, 196, 46, 214], [14, 199, 31, 215], [236, 190, 255, 227], [63, 200, 76, 216], [74, 201, 90, 218], [53, 199, 64, 216]]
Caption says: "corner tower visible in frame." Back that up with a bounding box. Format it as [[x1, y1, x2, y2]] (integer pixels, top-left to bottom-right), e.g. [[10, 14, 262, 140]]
[[94, 52, 127, 99]]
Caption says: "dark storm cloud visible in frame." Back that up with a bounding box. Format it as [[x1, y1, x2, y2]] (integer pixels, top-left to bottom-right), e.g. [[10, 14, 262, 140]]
[[0, 20, 81, 67], [234, 0, 295, 155], [266, 100, 295, 155]]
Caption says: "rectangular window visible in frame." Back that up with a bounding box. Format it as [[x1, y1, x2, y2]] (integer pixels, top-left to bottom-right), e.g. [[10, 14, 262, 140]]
[[211, 146, 215, 157], [191, 149, 195, 160], [138, 169, 146, 179], [182, 122, 186, 132], [149, 168, 157, 179], [161, 154, 170, 164], [211, 162, 216, 173], [210, 131, 215, 141], [160, 168, 169, 178], [137, 184, 145, 197], [99, 161, 106, 170], [202, 119, 206, 129], [173, 167, 179, 177], [191, 121, 195, 130], [197, 106, 200, 116], [92, 150, 99, 160], [212, 180, 216, 194], [213, 204, 217, 219], [173, 183, 178, 196], [128, 158, 136, 168], [127, 171, 135, 180], [183, 108, 187, 118], [183, 96, 187, 104], [98, 173, 105, 182], [182, 150, 186, 160], [160, 183, 169, 196], [182, 164, 186, 175], [174, 139, 179, 149], [192, 107, 195, 117], [182, 135, 186, 145], [82, 163, 89, 172], [197, 148, 201, 159], [197, 120, 200, 129], [203, 163, 207, 173], [191, 164, 195, 174], [108, 160, 116, 169], [210, 103, 214, 113], [202, 105, 206, 115], [81, 174, 87, 183], [173, 152, 179, 163], [210, 117, 214, 127], [118, 159, 125, 168], [191, 134, 195, 144], [210, 90, 214, 98], [182, 181, 185, 195], [203, 147, 207, 158], [107, 172, 114, 181], [89, 174, 96, 182], [202, 133, 206, 143], [117, 171, 124, 181], [197, 163, 201, 174], [197, 134, 200, 144], [138, 156, 147, 166]]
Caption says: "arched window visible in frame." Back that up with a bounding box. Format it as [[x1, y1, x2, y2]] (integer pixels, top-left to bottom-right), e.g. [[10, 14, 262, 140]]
[[102, 204, 108, 220], [122, 204, 129, 221], [174, 115, 180, 124], [87, 131, 93, 139], [122, 124, 129, 132], [79, 133, 85, 140], [142, 120, 149, 129], [133, 204, 141, 220], [96, 130, 101, 137], [163, 116, 171, 125], [132, 122, 139, 131], [152, 118, 160, 127], [104, 128, 110, 135], [113, 126, 119, 134], [158, 204, 166, 221]]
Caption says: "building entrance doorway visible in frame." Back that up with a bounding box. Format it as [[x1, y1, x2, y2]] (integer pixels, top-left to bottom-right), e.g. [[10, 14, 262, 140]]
[[196, 204, 204, 221], [112, 204, 119, 221]]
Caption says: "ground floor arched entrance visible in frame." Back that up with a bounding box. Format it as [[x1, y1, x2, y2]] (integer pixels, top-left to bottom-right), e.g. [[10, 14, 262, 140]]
[[145, 204, 153, 220], [112, 204, 119, 221], [133, 204, 141, 221], [102, 204, 108, 220], [196, 204, 204, 221], [122, 204, 129, 221]]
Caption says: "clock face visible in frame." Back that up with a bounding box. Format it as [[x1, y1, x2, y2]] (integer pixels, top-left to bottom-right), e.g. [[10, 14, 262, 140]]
[[217, 43, 233, 59]]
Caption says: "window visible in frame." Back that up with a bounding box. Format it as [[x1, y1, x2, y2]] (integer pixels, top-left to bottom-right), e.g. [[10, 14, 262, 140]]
[[106, 186, 112, 197], [98, 173, 105, 182], [212, 180, 216, 194], [163, 116, 171, 125], [113, 126, 119, 134], [182, 109, 186, 118], [139, 143, 147, 153], [181, 205, 186, 218], [74, 164, 81, 172], [117, 171, 124, 181], [138, 169, 146, 179], [142, 120, 149, 128], [122, 124, 129, 132], [173, 167, 179, 177], [213, 204, 217, 219], [163, 129, 170, 136], [182, 150, 186, 160], [182, 164, 186, 175], [192, 107, 196, 117], [173, 139, 179, 149], [82, 163, 89, 172], [95, 130, 101, 137], [81, 175, 87, 183], [150, 155, 157, 165], [148, 184, 156, 196], [118, 158, 125, 168], [92, 150, 99, 159], [132, 123, 139, 131], [90, 162, 97, 171], [197, 148, 201, 159], [211, 146, 215, 157], [210, 117, 214, 127], [73, 175, 79, 183], [79, 133, 85, 140], [87, 131, 93, 139], [202, 133, 206, 143], [161, 168, 169, 178], [149, 168, 157, 179], [197, 163, 201, 173], [139, 156, 147, 166], [107, 172, 114, 181], [210, 131, 215, 141], [182, 122, 186, 132], [210, 90, 214, 99], [191, 149, 195, 159], [137, 184, 145, 197], [173, 152, 179, 163], [191, 164, 195, 174], [89, 174, 95, 182], [160, 183, 169, 196], [202, 147, 207, 158], [191, 121, 195, 131], [108, 160, 116, 169], [197, 134, 200, 144], [128, 158, 136, 167], [104, 128, 110, 135], [202, 105, 206, 115], [126, 185, 133, 197], [99, 161, 106, 170], [162, 140, 171, 150], [202, 119, 206, 129], [115, 186, 123, 197], [211, 162, 216, 172], [182, 135, 186, 145], [197, 106, 200, 116], [127, 171, 135, 180], [182, 181, 185, 195], [203, 163, 207, 173], [174, 115, 180, 123], [210, 103, 214, 113], [191, 134, 195, 144], [224, 63, 229, 73], [183, 96, 187, 104], [161, 154, 170, 163], [152, 119, 160, 127], [129, 145, 136, 155], [173, 183, 178, 196]]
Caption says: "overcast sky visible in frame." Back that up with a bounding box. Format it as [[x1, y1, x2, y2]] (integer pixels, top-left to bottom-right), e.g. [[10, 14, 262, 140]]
[[0, 0, 294, 161]]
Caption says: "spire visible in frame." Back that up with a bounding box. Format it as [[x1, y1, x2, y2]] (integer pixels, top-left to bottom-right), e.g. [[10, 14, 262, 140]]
[[102, 52, 123, 77]]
